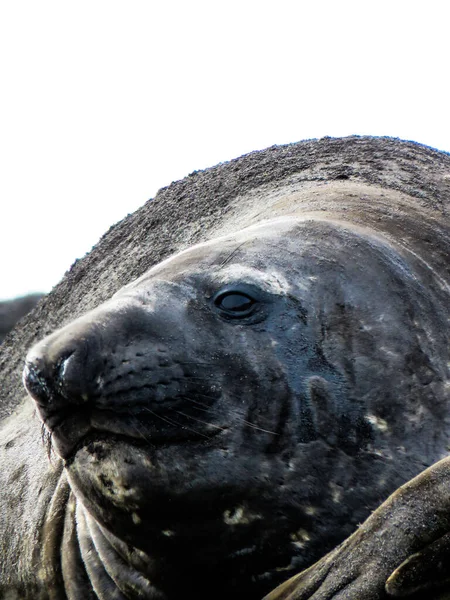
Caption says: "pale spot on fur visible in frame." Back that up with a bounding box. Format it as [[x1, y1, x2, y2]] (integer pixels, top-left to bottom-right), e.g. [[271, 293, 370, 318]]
[[372, 447, 393, 459], [96, 467, 141, 505], [366, 413, 389, 432], [378, 346, 400, 359], [276, 563, 297, 572], [218, 264, 293, 295], [104, 476, 134, 495], [223, 506, 263, 525], [229, 545, 256, 557], [329, 482, 343, 503], [290, 528, 311, 549], [132, 512, 141, 525], [37, 566, 48, 586], [303, 505, 317, 516], [162, 529, 175, 537]]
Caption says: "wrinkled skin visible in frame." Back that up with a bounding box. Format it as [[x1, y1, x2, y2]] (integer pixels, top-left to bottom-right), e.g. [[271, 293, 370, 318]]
[[18, 217, 450, 599]]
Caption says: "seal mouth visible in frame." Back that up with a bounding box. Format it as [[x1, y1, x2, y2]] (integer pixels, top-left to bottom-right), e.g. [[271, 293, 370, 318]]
[[39, 401, 228, 460]]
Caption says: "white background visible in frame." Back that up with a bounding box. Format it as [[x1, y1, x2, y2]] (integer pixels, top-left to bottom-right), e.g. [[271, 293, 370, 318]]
[[1, 1, 448, 299]]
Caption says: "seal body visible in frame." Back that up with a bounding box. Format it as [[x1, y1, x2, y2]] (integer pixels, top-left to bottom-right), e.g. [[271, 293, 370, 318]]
[[0, 293, 43, 343], [1, 137, 450, 599]]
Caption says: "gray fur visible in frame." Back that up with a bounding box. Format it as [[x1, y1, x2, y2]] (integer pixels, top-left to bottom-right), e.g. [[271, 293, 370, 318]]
[[0, 293, 43, 344]]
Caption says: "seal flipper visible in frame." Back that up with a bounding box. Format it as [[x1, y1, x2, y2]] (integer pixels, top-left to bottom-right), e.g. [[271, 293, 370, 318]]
[[386, 532, 450, 597], [264, 456, 450, 600]]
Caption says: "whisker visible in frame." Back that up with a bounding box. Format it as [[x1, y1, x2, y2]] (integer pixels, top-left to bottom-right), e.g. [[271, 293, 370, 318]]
[[129, 421, 152, 443], [142, 407, 183, 428], [41, 422, 54, 459], [237, 420, 279, 436], [184, 391, 280, 428], [184, 391, 221, 404], [171, 409, 228, 432], [181, 395, 214, 410], [141, 407, 210, 439], [182, 394, 279, 436]]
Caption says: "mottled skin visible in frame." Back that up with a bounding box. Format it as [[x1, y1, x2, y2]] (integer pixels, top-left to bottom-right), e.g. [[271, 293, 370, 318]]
[[16, 216, 450, 599], [264, 457, 450, 600]]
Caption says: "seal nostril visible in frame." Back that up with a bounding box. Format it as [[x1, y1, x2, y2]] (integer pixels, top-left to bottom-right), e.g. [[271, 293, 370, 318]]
[[23, 361, 53, 406], [23, 349, 83, 408]]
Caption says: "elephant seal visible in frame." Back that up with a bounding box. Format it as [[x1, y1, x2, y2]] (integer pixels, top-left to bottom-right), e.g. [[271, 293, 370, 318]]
[[1, 137, 450, 599]]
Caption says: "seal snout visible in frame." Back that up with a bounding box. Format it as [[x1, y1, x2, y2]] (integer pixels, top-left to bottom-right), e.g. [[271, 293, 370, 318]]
[[23, 359, 53, 407], [23, 324, 109, 457], [23, 321, 106, 423], [25, 351, 79, 406]]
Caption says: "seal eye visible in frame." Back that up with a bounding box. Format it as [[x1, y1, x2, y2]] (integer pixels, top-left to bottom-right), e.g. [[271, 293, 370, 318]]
[[213, 290, 256, 318]]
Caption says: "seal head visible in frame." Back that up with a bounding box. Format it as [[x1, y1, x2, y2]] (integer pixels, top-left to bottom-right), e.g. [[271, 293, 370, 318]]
[[23, 217, 449, 599]]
